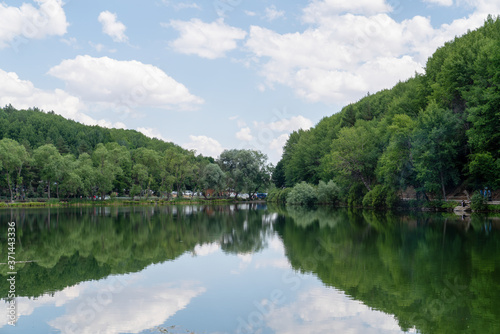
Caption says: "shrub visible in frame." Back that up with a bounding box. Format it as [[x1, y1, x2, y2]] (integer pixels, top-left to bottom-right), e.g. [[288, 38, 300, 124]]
[[348, 184, 365, 207], [362, 185, 387, 209], [287, 182, 317, 206], [278, 188, 292, 203], [267, 188, 280, 202], [317, 180, 340, 204], [362, 190, 374, 207], [385, 189, 400, 209], [470, 191, 488, 211]]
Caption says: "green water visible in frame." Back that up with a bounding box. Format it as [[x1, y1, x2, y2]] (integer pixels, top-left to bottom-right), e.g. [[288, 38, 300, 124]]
[[0, 205, 499, 333]]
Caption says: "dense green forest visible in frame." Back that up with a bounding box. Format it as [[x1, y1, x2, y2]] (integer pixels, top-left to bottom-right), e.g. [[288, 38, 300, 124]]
[[273, 16, 500, 207], [0, 106, 271, 200]]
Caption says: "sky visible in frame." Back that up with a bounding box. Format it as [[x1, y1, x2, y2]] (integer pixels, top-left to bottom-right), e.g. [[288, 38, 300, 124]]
[[0, 0, 499, 164]]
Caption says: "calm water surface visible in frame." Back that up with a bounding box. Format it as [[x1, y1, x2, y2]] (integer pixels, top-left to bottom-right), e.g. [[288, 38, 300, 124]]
[[1, 204, 499, 333]]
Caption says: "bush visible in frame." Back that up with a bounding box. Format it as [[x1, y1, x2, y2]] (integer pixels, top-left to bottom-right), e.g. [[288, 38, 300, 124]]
[[362, 190, 374, 207], [267, 187, 280, 202], [267, 187, 291, 203], [287, 182, 317, 206], [470, 191, 488, 211], [317, 180, 340, 204], [362, 185, 387, 209], [348, 184, 366, 207], [385, 189, 400, 209], [278, 188, 292, 203]]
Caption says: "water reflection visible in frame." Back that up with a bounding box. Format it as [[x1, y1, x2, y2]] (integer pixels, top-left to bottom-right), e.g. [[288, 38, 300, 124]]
[[0, 205, 499, 333], [273, 205, 500, 334]]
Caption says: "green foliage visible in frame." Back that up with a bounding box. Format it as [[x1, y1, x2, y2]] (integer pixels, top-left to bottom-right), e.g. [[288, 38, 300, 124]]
[[267, 187, 292, 204], [0, 138, 30, 200], [0, 106, 237, 200], [470, 192, 488, 211], [316, 180, 340, 204], [347, 183, 366, 207], [385, 189, 400, 209], [467, 152, 499, 189], [411, 103, 462, 200], [287, 182, 317, 206], [376, 114, 416, 190], [218, 149, 271, 196], [327, 120, 381, 192], [201, 163, 226, 195], [362, 185, 387, 208]]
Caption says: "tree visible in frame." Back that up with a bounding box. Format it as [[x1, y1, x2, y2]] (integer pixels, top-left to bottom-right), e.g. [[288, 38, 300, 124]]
[[467, 152, 499, 190], [201, 163, 226, 197], [326, 120, 381, 192], [92, 143, 129, 200], [32, 144, 61, 199], [411, 103, 462, 200], [272, 160, 286, 188], [163, 148, 196, 195], [466, 37, 500, 157], [218, 149, 271, 198], [377, 114, 417, 191], [0, 138, 30, 201], [76, 153, 97, 198], [132, 148, 160, 198], [132, 163, 149, 198]]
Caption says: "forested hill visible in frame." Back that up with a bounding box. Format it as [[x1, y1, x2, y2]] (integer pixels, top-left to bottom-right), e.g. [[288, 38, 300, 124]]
[[274, 15, 500, 204], [0, 105, 183, 155], [0, 105, 212, 200]]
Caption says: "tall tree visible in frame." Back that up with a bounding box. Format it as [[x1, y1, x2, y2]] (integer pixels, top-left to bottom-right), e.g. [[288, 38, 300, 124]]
[[201, 163, 226, 197], [218, 149, 271, 198], [32, 144, 61, 199], [326, 120, 381, 192], [0, 138, 30, 201], [411, 103, 462, 200], [377, 114, 417, 191], [92, 143, 129, 199]]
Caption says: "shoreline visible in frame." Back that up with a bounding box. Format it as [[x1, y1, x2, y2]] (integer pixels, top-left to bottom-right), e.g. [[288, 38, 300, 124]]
[[0, 198, 268, 209]]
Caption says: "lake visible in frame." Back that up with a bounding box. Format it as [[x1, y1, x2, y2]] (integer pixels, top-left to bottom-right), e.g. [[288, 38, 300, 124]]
[[1, 204, 500, 334]]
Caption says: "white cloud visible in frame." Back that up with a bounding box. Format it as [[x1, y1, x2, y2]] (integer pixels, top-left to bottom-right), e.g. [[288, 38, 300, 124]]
[[48, 55, 204, 112], [245, 10, 257, 17], [98, 11, 128, 43], [303, 0, 392, 23], [194, 242, 220, 256], [183, 135, 225, 158], [61, 36, 78, 48], [137, 127, 169, 141], [162, 1, 201, 10], [263, 287, 403, 334], [0, 68, 125, 129], [168, 18, 247, 59], [0, 0, 68, 48], [246, 1, 496, 105], [0, 285, 83, 329], [256, 115, 314, 132], [49, 281, 205, 334], [89, 41, 105, 52], [269, 134, 290, 161], [236, 127, 254, 141], [265, 5, 285, 21], [423, 0, 454, 6]]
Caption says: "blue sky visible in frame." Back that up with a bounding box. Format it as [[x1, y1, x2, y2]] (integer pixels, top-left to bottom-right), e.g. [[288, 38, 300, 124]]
[[1, 0, 499, 164]]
